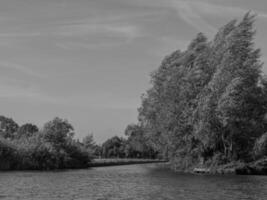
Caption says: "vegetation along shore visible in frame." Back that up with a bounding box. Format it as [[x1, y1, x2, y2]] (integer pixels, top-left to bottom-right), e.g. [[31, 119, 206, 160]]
[[126, 12, 267, 175], [0, 116, 159, 170]]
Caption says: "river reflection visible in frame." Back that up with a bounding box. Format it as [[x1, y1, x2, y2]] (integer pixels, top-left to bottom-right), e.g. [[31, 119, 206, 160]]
[[0, 164, 266, 200]]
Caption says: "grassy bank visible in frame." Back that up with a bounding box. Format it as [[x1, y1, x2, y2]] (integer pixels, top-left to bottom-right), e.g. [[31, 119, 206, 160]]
[[191, 157, 267, 175], [89, 158, 167, 167]]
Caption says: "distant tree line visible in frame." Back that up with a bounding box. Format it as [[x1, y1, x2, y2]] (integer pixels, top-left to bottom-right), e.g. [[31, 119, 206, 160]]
[[83, 124, 159, 159], [0, 116, 159, 170], [132, 13, 267, 170]]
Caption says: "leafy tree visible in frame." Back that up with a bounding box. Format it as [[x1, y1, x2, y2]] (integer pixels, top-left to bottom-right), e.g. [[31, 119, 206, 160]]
[[16, 123, 39, 138], [83, 134, 96, 150], [82, 133, 100, 157], [124, 124, 157, 158], [42, 117, 74, 149], [101, 136, 126, 158], [137, 12, 267, 169], [0, 115, 19, 139]]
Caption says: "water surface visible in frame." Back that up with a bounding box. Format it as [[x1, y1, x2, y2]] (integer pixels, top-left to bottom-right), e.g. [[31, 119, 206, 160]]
[[0, 164, 266, 200]]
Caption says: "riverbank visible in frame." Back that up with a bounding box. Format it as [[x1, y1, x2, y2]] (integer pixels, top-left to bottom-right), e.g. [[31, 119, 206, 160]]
[[192, 157, 267, 175], [89, 158, 167, 167], [0, 158, 167, 171]]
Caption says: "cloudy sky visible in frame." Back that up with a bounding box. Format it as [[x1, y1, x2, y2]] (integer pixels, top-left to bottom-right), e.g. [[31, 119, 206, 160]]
[[0, 0, 267, 143]]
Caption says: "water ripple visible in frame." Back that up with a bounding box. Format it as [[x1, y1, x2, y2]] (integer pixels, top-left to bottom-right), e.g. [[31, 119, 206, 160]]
[[0, 164, 266, 200]]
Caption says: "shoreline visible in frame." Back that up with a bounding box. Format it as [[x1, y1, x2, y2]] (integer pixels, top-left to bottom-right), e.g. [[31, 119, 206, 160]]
[[0, 159, 168, 171], [89, 158, 168, 167], [191, 158, 267, 175], [1, 158, 266, 175]]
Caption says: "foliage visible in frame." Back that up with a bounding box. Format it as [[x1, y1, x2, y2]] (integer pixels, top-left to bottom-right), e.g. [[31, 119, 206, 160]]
[[42, 117, 74, 149], [0, 117, 92, 170], [137, 13, 267, 169], [16, 123, 39, 139], [0, 116, 19, 139], [97, 125, 158, 159], [0, 137, 18, 169], [101, 136, 126, 158], [82, 134, 102, 158], [124, 124, 158, 158]]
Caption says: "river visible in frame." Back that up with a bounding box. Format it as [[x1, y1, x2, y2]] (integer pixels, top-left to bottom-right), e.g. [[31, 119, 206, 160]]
[[0, 164, 266, 200]]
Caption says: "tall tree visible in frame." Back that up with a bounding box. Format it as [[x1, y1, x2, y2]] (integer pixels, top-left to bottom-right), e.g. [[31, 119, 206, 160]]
[[137, 13, 267, 169], [42, 117, 74, 149]]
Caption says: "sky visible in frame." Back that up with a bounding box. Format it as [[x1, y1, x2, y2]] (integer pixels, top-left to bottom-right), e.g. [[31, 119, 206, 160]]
[[0, 0, 267, 143]]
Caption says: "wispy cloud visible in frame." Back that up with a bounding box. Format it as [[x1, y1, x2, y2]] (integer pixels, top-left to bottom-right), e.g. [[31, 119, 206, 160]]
[[0, 23, 140, 39], [0, 21, 142, 51], [53, 22, 142, 50], [149, 37, 189, 57], [171, 0, 216, 35], [0, 62, 42, 77], [183, 0, 267, 18], [0, 83, 58, 108], [55, 40, 125, 50], [168, 0, 267, 35], [0, 84, 39, 99], [57, 23, 140, 40], [0, 32, 42, 38], [0, 77, 138, 109]]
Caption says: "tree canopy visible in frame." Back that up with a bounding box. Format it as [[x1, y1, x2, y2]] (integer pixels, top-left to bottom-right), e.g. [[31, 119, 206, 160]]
[[137, 13, 267, 169], [0, 117, 91, 170]]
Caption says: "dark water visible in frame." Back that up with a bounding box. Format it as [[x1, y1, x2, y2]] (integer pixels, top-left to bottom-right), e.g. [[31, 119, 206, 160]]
[[0, 164, 267, 200]]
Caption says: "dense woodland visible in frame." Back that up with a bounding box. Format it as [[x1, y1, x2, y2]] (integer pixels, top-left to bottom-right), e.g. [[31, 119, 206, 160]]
[[130, 13, 267, 170]]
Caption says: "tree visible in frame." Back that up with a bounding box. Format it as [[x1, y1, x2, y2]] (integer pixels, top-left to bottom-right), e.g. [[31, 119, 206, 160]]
[[124, 124, 157, 158], [101, 136, 126, 158], [16, 123, 39, 138], [0, 117, 91, 170], [137, 12, 267, 169], [83, 134, 96, 149], [82, 133, 99, 157], [42, 117, 74, 149], [0, 116, 19, 139]]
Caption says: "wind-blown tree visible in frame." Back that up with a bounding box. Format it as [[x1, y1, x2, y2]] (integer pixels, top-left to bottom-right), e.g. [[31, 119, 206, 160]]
[[196, 13, 265, 162], [138, 13, 267, 170]]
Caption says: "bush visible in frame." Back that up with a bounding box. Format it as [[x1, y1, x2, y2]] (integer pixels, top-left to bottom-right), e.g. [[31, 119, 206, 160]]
[[0, 117, 92, 170]]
